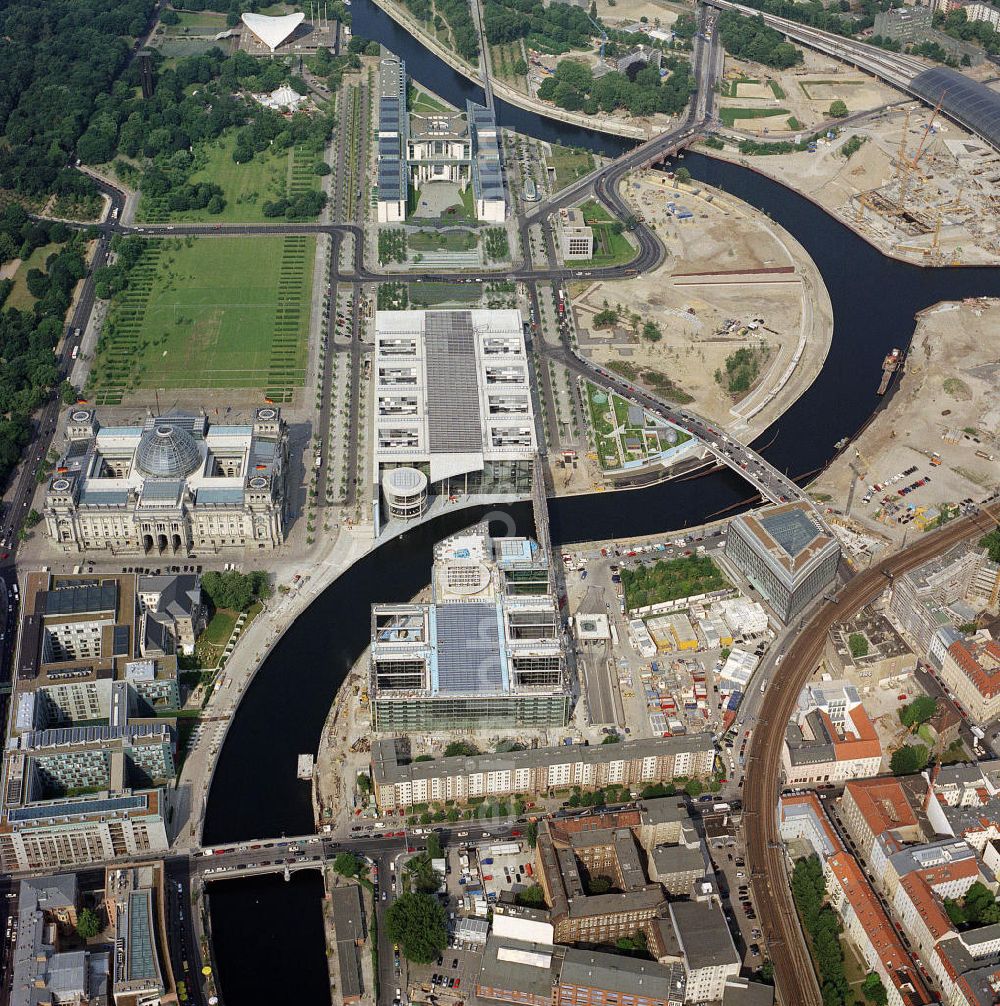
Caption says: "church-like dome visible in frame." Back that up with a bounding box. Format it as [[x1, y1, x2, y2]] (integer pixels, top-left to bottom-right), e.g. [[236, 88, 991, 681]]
[[135, 424, 201, 479]]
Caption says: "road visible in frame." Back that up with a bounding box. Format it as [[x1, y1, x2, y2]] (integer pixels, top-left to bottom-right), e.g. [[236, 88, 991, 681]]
[[743, 502, 1000, 1006]]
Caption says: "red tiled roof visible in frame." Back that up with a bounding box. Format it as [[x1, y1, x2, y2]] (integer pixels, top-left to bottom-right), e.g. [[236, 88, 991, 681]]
[[845, 778, 919, 837], [827, 853, 933, 1004], [899, 874, 955, 943], [946, 639, 1000, 699], [824, 705, 882, 763]]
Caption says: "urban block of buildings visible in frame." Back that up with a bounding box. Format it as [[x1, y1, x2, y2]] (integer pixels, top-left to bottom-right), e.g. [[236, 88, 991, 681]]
[[44, 407, 288, 556], [781, 680, 883, 786], [369, 735, 715, 812], [370, 523, 567, 730], [372, 309, 536, 531], [724, 502, 841, 622], [375, 54, 505, 223], [937, 635, 1000, 726], [0, 572, 201, 872]]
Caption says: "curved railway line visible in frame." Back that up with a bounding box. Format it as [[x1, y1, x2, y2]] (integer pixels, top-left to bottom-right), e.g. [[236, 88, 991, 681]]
[[744, 502, 1000, 1006]]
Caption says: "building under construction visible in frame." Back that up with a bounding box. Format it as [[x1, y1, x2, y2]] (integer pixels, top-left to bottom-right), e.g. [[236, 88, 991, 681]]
[[369, 523, 570, 731], [850, 100, 1000, 264]]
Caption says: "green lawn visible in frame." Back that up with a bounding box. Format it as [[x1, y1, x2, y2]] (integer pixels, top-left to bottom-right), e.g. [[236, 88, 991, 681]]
[[720, 106, 790, 127], [408, 283, 481, 307], [621, 555, 728, 609], [140, 133, 320, 223], [547, 144, 595, 192], [162, 10, 227, 32], [570, 223, 636, 268], [408, 230, 478, 252], [410, 89, 452, 115], [90, 235, 314, 403], [6, 243, 62, 311], [579, 199, 614, 225]]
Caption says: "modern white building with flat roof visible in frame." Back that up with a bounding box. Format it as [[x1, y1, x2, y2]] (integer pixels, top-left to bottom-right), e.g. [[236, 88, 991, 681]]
[[373, 309, 536, 531]]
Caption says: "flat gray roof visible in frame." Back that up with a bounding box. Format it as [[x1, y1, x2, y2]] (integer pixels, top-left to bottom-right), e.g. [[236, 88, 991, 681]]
[[561, 947, 682, 999], [436, 602, 503, 693], [424, 311, 482, 454], [668, 900, 739, 972]]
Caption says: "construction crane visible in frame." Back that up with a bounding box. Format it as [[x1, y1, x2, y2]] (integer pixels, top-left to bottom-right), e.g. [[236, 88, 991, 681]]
[[897, 94, 946, 213], [589, 14, 608, 63], [853, 446, 873, 478]]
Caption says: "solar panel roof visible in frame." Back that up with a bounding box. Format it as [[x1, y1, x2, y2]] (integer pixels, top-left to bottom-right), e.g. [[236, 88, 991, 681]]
[[9, 793, 146, 822], [424, 311, 483, 454], [43, 583, 118, 616], [759, 508, 821, 558], [126, 891, 158, 981], [434, 602, 503, 693], [911, 67, 1000, 152]]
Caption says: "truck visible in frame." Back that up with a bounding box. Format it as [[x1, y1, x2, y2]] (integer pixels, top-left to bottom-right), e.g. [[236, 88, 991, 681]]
[[713, 802, 731, 814]]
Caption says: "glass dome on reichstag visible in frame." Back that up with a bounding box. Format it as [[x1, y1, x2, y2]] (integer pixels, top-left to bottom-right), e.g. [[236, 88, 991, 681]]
[[135, 424, 202, 479]]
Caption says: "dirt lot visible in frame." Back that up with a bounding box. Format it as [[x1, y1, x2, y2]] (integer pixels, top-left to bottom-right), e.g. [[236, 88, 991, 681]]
[[591, 0, 684, 27], [810, 298, 1000, 544], [569, 170, 833, 440], [703, 98, 1000, 266]]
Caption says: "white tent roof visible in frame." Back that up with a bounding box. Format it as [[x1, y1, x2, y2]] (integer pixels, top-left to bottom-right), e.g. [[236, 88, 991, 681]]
[[241, 11, 304, 51]]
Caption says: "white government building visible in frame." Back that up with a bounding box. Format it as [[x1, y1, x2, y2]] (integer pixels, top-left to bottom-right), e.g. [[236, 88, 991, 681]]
[[44, 407, 288, 556], [373, 309, 536, 532]]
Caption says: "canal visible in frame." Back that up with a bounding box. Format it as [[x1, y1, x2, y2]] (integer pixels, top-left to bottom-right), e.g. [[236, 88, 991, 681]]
[[205, 3, 1000, 998]]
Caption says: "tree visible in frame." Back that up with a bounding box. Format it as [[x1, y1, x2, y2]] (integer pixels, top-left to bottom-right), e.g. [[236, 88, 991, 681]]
[[334, 852, 365, 878], [200, 570, 270, 612], [356, 772, 372, 795], [684, 779, 704, 797], [981, 529, 1000, 563], [386, 892, 447, 963], [526, 821, 538, 848], [848, 632, 869, 658], [314, 161, 332, 175], [829, 99, 849, 118], [516, 884, 546, 907], [642, 320, 662, 343], [862, 972, 888, 1006], [426, 832, 443, 860], [25, 508, 42, 528], [587, 875, 614, 895], [890, 744, 929, 776], [60, 381, 80, 405], [674, 166, 691, 184], [444, 740, 479, 757], [899, 696, 937, 730], [76, 907, 102, 939]]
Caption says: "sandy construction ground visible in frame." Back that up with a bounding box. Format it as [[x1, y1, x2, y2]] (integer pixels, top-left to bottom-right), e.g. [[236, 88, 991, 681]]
[[569, 170, 833, 442], [810, 298, 1000, 545], [703, 96, 1000, 266]]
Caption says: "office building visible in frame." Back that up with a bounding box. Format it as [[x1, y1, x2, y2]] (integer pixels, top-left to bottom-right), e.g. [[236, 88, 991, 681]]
[[608, 44, 663, 75], [44, 407, 288, 556], [376, 54, 505, 223], [724, 502, 840, 622], [782, 680, 882, 785], [11, 874, 110, 1006], [873, 6, 933, 42], [778, 792, 844, 861], [135, 574, 204, 656], [105, 861, 175, 1006], [647, 836, 709, 895], [370, 523, 567, 730], [372, 310, 536, 530], [559, 209, 594, 260], [370, 734, 715, 811], [938, 637, 1000, 725]]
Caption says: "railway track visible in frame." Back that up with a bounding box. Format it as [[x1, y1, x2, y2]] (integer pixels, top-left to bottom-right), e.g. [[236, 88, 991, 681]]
[[744, 502, 1000, 1006]]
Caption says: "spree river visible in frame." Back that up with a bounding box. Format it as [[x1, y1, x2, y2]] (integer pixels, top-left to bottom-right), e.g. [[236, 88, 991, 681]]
[[204, 5, 1000, 999]]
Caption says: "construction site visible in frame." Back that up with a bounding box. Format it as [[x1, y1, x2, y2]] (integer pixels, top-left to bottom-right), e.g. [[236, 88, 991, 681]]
[[709, 99, 1000, 266], [809, 298, 1000, 549]]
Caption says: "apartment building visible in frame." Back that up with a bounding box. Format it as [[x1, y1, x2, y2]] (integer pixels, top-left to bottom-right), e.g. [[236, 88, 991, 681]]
[[778, 792, 844, 860], [925, 762, 1000, 852], [825, 852, 932, 1006], [840, 777, 925, 862], [370, 735, 715, 812], [938, 637, 1000, 725], [667, 900, 740, 1004], [871, 837, 983, 901], [782, 681, 882, 785], [893, 872, 957, 972]]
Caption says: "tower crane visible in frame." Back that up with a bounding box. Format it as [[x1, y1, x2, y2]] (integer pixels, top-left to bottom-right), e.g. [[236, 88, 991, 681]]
[[589, 14, 608, 63]]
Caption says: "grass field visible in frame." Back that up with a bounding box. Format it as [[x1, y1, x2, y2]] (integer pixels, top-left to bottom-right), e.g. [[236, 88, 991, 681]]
[[162, 10, 227, 32], [5, 243, 61, 312], [90, 235, 314, 404], [140, 133, 320, 223], [719, 106, 790, 127], [547, 144, 595, 192], [408, 230, 478, 252]]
